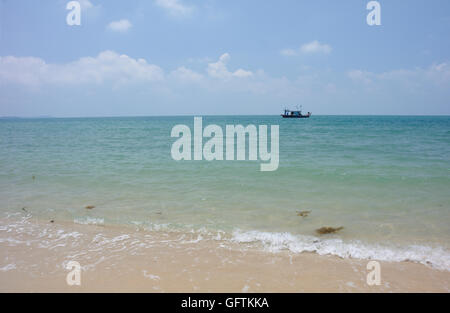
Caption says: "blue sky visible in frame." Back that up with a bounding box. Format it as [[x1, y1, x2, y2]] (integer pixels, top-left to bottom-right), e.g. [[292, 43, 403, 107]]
[[0, 0, 449, 117]]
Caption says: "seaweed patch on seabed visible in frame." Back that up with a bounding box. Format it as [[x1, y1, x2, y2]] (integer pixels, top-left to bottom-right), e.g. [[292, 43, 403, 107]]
[[297, 210, 311, 217], [316, 227, 344, 235]]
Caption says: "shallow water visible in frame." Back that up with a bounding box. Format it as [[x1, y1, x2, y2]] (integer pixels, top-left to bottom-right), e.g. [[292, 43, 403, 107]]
[[0, 116, 449, 269]]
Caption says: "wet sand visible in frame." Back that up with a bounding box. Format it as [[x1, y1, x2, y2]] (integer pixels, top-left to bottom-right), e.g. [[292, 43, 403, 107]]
[[0, 219, 449, 293]]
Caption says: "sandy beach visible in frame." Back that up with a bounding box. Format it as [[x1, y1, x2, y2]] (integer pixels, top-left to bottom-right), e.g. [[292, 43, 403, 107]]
[[1, 217, 449, 293]]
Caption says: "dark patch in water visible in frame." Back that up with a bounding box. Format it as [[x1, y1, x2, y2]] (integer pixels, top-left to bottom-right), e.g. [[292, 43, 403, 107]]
[[316, 226, 344, 235], [85, 205, 95, 210], [297, 210, 311, 217]]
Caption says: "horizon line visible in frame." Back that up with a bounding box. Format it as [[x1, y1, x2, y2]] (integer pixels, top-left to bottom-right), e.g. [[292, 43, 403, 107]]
[[1, 113, 450, 119]]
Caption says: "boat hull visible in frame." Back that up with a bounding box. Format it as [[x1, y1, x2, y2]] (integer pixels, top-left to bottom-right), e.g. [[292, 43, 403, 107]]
[[281, 114, 311, 118]]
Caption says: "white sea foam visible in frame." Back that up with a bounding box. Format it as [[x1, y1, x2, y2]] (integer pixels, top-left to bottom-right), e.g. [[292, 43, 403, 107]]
[[1, 214, 449, 272], [74, 217, 105, 225], [0, 263, 16, 272], [231, 230, 450, 271], [143, 270, 160, 281]]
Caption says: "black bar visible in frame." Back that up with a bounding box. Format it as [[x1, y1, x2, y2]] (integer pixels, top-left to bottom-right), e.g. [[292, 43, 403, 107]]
[[1, 293, 447, 312]]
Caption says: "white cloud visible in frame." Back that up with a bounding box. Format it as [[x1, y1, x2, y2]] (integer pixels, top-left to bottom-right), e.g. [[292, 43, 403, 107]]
[[427, 62, 450, 84], [233, 69, 253, 78], [348, 70, 373, 85], [0, 51, 163, 88], [107, 19, 132, 33], [170, 66, 203, 82], [2, 50, 448, 115], [349, 63, 450, 83], [1, 51, 449, 116], [0, 56, 47, 88], [0, 52, 256, 89], [207, 53, 253, 80], [348, 63, 450, 91], [4, 50, 447, 92], [300, 41, 332, 54], [281, 41, 332, 56], [155, 0, 193, 16]]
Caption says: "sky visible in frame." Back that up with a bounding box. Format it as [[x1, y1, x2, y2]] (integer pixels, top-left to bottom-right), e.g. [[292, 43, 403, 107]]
[[0, 0, 449, 117]]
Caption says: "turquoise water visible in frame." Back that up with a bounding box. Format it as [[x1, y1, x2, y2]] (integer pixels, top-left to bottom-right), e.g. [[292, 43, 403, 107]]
[[1, 116, 449, 269]]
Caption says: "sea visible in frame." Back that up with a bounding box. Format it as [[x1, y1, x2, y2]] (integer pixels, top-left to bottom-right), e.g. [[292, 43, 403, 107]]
[[0, 115, 449, 270]]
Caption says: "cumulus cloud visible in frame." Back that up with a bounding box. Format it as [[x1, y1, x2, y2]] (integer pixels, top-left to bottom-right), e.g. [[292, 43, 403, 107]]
[[107, 19, 132, 33], [282, 41, 332, 56], [207, 53, 253, 80], [0, 56, 47, 87], [348, 63, 450, 88], [348, 70, 374, 85], [0, 52, 255, 89], [170, 66, 203, 82], [300, 41, 332, 54], [155, 0, 193, 16], [0, 51, 164, 88], [2, 50, 449, 115], [1, 50, 449, 116]]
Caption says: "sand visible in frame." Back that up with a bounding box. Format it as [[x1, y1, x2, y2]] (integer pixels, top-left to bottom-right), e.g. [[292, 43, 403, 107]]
[[0, 219, 449, 293]]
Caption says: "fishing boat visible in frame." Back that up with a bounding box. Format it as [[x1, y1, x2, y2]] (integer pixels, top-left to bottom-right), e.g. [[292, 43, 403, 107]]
[[281, 107, 312, 118]]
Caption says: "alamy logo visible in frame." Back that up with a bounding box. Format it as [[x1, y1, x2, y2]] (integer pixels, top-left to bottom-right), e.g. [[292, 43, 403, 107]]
[[66, 261, 81, 286], [367, 1, 381, 26], [171, 117, 279, 171], [66, 1, 81, 26], [366, 261, 381, 286]]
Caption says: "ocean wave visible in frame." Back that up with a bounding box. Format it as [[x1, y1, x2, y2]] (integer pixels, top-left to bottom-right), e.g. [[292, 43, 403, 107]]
[[126, 222, 450, 271], [231, 230, 450, 271], [104, 222, 450, 271], [2, 214, 449, 272]]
